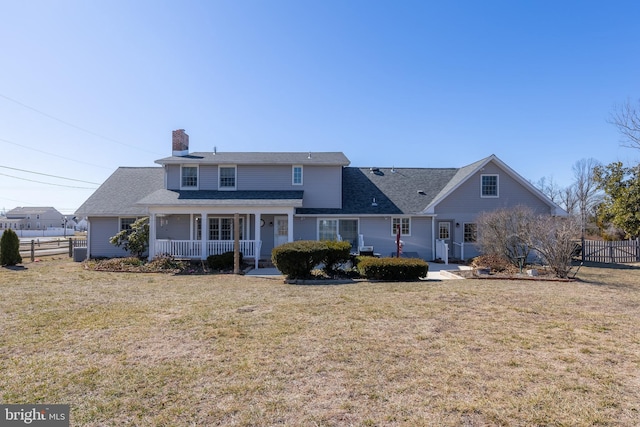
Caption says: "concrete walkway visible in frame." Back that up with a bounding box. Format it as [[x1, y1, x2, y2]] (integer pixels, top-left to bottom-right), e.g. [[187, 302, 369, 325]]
[[245, 263, 471, 280]]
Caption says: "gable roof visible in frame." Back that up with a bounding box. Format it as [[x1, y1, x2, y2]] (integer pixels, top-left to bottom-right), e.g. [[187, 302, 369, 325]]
[[298, 155, 566, 216], [75, 167, 164, 216], [155, 152, 350, 166], [421, 154, 567, 216]]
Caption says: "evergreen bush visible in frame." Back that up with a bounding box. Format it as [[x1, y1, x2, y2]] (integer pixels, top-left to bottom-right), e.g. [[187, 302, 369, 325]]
[[357, 257, 428, 281], [207, 251, 242, 270], [271, 241, 328, 279], [0, 228, 22, 266]]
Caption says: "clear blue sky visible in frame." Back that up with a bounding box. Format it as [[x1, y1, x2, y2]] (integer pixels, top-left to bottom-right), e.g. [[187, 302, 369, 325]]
[[1, 0, 639, 214]]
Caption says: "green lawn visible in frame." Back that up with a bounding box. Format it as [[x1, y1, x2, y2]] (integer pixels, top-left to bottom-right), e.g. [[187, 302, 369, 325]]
[[1, 258, 639, 426]]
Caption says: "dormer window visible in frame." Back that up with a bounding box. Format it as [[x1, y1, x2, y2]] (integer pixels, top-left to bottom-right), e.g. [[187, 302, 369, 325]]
[[219, 166, 236, 190], [481, 174, 499, 198], [292, 165, 303, 185], [181, 166, 198, 189]]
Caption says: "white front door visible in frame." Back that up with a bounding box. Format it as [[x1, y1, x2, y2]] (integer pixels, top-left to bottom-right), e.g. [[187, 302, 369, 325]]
[[274, 216, 289, 247], [438, 221, 452, 256]]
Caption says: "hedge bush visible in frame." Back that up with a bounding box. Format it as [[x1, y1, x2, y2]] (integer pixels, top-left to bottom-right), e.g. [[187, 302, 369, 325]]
[[0, 228, 22, 266], [357, 257, 428, 281], [272, 241, 328, 279], [206, 251, 243, 271], [322, 240, 352, 276]]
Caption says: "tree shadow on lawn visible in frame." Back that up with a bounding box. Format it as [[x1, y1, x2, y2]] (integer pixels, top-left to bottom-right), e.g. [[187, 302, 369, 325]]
[[1, 265, 28, 271], [573, 261, 640, 288]]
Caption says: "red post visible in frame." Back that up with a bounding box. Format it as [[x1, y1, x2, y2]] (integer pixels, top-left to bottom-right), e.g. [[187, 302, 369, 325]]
[[396, 225, 401, 258]]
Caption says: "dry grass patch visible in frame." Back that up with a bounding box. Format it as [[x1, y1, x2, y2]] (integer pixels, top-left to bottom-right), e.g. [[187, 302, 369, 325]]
[[1, 259, 640, 426]]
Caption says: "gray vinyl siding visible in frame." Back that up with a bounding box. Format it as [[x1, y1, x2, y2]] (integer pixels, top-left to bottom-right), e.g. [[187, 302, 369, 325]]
[[88, 217, 132, 258], [156, 214, 191, 240], [359, 216, 433, 260], [293, 216, 434, 260], [435, 162, 552, 215], [238, 165, 292, 190], [199, 165, 217, 190], [166, 165, 180, 190], [301, 166, 341, 208]]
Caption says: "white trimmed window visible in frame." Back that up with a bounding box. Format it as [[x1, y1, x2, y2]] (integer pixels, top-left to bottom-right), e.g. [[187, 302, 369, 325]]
[[391, 217, 410, 236], [181, 166, 198, 188], [464, 223, 477, 242], [292, 165, 303, 185], [219, 166, 236, 190], [481, 174, 499, 197], [318, 219, 358, 250], [120, 217, 137, 232], [207, 217, 244, 240]]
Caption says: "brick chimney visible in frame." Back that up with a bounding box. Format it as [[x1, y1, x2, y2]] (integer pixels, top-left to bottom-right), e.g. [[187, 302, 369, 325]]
[[172, 129, 189, 156]]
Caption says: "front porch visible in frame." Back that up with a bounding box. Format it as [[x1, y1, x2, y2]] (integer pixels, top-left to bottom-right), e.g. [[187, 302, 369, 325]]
[[146, 206, 296, 269], [154, 239, 261, 260]]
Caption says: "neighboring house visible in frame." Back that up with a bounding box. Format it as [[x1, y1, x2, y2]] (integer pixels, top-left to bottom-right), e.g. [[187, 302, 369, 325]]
[[76, 129, 566, 266], [2, 206, 65, 231]]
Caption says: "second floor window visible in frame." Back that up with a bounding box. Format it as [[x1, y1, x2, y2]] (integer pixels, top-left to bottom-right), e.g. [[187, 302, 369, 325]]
[[219, 166, 236, 189], [181, 166, 198, 188], [292, 165, 303, 185], [481, 174, 498, 197]]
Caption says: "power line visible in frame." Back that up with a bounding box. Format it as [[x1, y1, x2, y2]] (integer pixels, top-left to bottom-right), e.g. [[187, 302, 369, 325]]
[[0, 93, 164, 156], [0, 137, 112, 170], [0, 172, 98, 190], [0, 165, 101, 185]]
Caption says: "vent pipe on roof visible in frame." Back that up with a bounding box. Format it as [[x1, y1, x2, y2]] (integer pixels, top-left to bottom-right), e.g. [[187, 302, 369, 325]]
[[172, 129, 189, 157]]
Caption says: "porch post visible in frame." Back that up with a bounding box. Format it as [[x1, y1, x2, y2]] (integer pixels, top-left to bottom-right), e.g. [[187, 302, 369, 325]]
[[201, 213, 208, 260], [254, 213, 261, 269], [148, 213, 156, 259], [287, 208, 294, 243], [233, 213, 240, 274]]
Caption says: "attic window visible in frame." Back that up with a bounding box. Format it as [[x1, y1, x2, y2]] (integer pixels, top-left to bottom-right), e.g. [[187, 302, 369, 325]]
[[481, 174, 499, 198]]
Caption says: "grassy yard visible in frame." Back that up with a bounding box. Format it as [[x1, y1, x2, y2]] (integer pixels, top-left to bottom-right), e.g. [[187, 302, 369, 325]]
[[1, 258, 639, 426]]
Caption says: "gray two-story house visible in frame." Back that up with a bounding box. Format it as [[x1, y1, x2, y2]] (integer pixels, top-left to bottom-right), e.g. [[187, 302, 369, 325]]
[[76, 130, 565, 268]]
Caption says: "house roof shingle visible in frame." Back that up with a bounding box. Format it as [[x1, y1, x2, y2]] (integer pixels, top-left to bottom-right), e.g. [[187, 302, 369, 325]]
[[297, 167, 459, 215], [75, 167, 165, 216], [155, 152, 350, 166], [137, 190, 304, 207]]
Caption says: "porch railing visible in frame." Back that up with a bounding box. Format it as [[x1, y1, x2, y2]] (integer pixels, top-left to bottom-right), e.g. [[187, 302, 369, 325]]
[[155, 239, 259, 259]]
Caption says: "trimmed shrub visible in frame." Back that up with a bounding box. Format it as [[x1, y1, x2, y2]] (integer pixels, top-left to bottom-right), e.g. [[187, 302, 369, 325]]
[[0, 228, 22, 266], [272, 241, 328, 279], [357, 257, 428, 281], [207, 251, 243, 271], [322, 240, 352, 276]]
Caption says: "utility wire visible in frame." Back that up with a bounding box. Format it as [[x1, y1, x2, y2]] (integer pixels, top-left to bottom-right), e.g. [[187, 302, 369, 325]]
[[0, 93, 164, 156], [0, 137, 112, 170], [0, 172, 98, 190], [0, 165, 101, 185]]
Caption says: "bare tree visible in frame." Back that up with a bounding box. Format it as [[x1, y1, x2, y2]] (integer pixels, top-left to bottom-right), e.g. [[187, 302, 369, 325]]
[[609, 99, 640, 150], [476, 206, 535, 268], [572, 158, 603, 239], [534, 176, 562, 205], [530, 215, 580, 279], [559, 183, 578, 216]]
